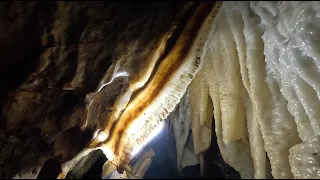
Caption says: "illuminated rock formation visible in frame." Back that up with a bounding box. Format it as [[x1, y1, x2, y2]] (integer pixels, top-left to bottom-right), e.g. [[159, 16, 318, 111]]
[[2, 1, 320, 179]]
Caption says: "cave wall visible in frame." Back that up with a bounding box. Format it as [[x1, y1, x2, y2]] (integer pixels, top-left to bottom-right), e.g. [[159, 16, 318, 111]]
[[0, 1, 188, 178]]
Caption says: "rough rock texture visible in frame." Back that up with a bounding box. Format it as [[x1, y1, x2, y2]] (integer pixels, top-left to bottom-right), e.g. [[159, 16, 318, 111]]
[[0, 1, 185, 178], [0, 1, 239, 179]]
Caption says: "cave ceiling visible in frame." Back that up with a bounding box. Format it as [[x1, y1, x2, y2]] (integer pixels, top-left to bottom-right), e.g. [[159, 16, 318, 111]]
[[1, 1, 320, 179]]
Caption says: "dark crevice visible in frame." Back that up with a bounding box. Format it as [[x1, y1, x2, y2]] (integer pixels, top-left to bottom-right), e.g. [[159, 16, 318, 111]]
[[67, 149, 106, 179], [202, 115, 241, 179], [82, 151, 107, 179], [37, 158, 61, 179], [65, 9, 88, 46], [144, 130, 179, 179], [51, 90, 86, 131]]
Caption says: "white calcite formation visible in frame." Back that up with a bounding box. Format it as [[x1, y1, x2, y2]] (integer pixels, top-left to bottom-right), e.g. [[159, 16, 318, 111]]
[[166, 91, 200, 173], [189, 1, 320, 179]]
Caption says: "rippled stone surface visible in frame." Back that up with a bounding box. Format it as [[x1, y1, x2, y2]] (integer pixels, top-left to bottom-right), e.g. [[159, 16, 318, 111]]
[[0, 1, 187, 178]]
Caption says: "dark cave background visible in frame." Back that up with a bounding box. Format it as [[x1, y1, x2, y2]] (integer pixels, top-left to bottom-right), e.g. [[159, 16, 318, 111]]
[[0, 1, 240, 179]]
